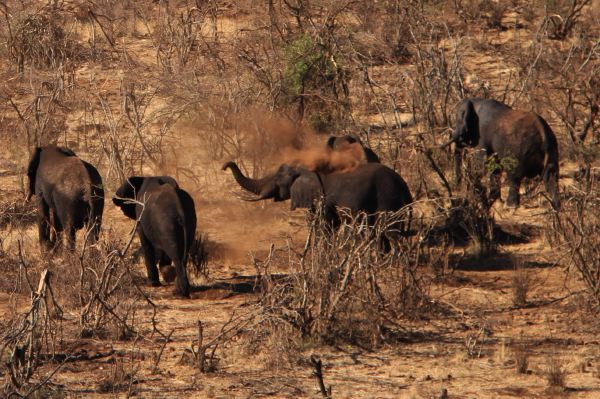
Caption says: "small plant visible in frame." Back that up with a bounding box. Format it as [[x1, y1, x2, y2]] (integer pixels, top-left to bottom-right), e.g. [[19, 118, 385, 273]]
[[546, 0, 592, 40], [512, 264, 530, 307], [512, 339, 530, 374], [545, 356, 566, 388], [8, 11, 78, 71], [481, 0, 507, 29]]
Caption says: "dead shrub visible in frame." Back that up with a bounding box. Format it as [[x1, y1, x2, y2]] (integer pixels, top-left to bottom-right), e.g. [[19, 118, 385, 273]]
[[545, 356, 567, 388], [512, 339, 530, 374], [512, 263, 530, 307], [0, 267, 64, 397], [8, 10, 79, 71], [75, 232, 144, 340], [189, 232, 210, 278], [550, 180, 600, 311], [480, 0, 508, 29], [251, 204, 433, 349], [545, 0, 592, 40], [0, 193, 37, 229], [448, 151, 496, 258], [407, 26, 466, 131]]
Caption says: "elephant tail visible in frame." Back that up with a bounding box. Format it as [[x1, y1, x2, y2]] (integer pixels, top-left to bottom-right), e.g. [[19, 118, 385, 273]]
[[539, 116, 560, 210]]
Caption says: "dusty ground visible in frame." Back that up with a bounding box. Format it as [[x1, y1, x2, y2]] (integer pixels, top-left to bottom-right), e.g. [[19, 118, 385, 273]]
[[1, 1, 600, 398]]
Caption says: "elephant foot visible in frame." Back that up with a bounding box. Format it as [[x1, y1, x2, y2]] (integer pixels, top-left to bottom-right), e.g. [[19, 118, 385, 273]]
[[159, 265, 177, 283], [173, 287, 191, 298], [149, 279, 161, 287], [174, 278, 191, 298]]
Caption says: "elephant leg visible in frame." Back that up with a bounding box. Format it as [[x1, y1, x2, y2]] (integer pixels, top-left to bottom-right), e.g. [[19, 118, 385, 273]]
[[323, 204, 340, 232], [506, 175, 522, 208], [139, 233, 160, 287], [489, 168, 502, 204], [173, 259, 191, 298], [380, 234, 392, 253], [51, 208, 66, 252], [37, 198, 52, 250], [66, 225, 77, 251], [544, 165, 561, 210]]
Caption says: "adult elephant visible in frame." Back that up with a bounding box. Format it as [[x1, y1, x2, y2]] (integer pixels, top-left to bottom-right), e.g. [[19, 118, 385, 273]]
[[26, 145, 104, 250], [113, 176, 196, 298], [222, 161, 413, 244], [326, 135, 381, 163], [445, 98, 560, 210]]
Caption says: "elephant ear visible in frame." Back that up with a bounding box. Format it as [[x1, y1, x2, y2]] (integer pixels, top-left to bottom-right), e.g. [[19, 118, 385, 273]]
[[113, 176, 146, 220], [290, 171, 323, 210], [463, 100, 480, 146], [26, 147, 42, 201]]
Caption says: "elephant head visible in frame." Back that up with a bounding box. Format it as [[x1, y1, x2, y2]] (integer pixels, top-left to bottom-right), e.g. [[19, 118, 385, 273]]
[[327, 135, 380, 163], [113, 176, 179, 219], [222, 162, 323, 210], [26, 146, 77, 201], [448, 99, 480, 148]]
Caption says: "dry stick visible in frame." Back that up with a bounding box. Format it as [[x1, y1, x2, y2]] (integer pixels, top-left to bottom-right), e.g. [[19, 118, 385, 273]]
[[197, 320, 205, 372], [151, 329, 174, 374], [310, 355, 331, 399]]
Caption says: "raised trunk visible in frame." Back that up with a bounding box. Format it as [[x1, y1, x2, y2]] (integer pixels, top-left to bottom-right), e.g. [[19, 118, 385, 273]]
[[222, 161, 274, 196]]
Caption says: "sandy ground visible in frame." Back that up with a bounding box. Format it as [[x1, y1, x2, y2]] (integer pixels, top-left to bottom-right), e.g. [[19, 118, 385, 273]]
[[1, 2, 600, 398]]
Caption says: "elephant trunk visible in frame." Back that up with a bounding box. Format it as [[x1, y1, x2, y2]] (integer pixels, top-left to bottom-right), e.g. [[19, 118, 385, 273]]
[[222, 161, 276, 197]]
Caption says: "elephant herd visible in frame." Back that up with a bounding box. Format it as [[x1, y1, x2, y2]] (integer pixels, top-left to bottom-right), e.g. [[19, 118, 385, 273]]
[[23, 97, 561, 298]]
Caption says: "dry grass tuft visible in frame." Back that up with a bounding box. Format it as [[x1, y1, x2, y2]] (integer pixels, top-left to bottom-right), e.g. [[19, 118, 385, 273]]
[[512, 339, 530, 374], [512, 264, 530, 307], [545, 356, 566, 388]]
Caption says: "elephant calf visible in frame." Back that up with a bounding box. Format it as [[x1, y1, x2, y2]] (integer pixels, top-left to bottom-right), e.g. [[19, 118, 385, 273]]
[[446, 98, 560, 210], [113, 176, 196, 298], [26, 145, 104, 251]]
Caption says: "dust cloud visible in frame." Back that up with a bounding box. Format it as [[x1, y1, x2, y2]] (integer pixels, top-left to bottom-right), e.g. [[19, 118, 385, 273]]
[[278, 142, 366, 173]]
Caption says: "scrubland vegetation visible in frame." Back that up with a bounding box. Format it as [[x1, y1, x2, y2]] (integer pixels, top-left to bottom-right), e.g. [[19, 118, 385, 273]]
[[0, 0, 600, 397]]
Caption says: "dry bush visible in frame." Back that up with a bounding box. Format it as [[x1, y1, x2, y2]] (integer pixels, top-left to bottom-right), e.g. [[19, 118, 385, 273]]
[[0, 267, 64, 397], [0, 223, 168, 395], [250, 204, 436, 349], [512, 338, 530, 374], [407, 21, 466, 131], [545, 0, 592, 40], [512, 263, 530, 307], [545, 355, 567, 388], [445, 151, 496, 258], [550, 179, 600, 311], [7, 9, 80, 72], [0, 192, 36, 229], [96, 352, 140, 394]]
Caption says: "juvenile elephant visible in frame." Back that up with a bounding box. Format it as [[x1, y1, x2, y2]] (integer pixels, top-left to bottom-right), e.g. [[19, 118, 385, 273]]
[[26, 146, 104, 250], [113, 176, 196, 298], [222, 161, 413, 244], [446, 98, 560, 210], [326, 135, 381, 163]]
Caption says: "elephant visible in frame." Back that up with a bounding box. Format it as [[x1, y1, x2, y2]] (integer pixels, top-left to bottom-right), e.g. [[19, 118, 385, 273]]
[[222, 161, 413, 246], [113, 176, 196, 297], [26, 145, 104, 251], [445, 98, 560, 210], [326, 135, 381, 163]]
